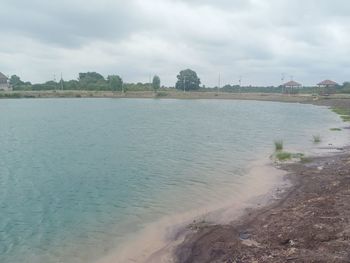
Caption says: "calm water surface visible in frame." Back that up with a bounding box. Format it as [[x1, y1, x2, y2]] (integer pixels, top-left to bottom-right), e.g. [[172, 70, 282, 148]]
[[0, 99, 347, 262]]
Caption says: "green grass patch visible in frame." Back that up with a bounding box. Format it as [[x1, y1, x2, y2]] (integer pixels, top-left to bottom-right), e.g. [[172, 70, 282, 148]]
[[275, 151, 292, 161], [332, 107, 350, 122], [156, 91, 168, 97], [300, 156, 312, 163], [274, 140, 283, 151], [341, 115, 350, 122], [332, 108, 350, 115], [274, 152, 305, 162], [330, 128, 342, 131], [0, 93, 22, 98], [313, 135, 321, 143]]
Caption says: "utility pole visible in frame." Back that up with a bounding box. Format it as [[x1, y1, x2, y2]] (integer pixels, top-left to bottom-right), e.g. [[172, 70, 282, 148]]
[[183, 75, 186, 93], [60, 73, 64, 90], [239, 75, 242, 93], [149, 74, 152, 90], [218, 73, 221, 94]]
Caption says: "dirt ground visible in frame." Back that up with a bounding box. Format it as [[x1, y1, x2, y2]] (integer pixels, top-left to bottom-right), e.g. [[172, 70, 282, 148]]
[[176, 151, 350, 263], [175, 99, 350, 263]]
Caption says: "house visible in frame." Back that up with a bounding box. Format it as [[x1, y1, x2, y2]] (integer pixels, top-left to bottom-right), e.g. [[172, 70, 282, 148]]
[[282, 80, 302, 94], [0, 72, 11, 91], [317, 80, 338, 95]]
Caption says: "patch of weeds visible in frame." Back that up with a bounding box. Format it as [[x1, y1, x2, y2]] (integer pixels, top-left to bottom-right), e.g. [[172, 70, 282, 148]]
[[300, 156, 312, 163], [330, 128, 342, 131], [156, 92, 168, 97], [332, 108, 350, 122], [274, 140, 283, 151], [275, 151, 292, 161], [313, 135, 321, 143]]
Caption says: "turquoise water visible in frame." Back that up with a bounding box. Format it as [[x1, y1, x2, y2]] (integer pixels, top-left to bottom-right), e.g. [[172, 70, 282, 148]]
[[0, 99, 347, 263]]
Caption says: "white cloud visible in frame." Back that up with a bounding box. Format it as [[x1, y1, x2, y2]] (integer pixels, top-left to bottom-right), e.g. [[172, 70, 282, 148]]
[[0, 0, 349, 86]]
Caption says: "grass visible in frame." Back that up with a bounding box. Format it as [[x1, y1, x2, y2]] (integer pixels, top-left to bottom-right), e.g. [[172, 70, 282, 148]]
[[332, 107, 350, 122], [330, 128, 342, 131], [275, 151, 305, 162], [274, 140, 283, 151], [155, 91, 168, 97], [313, 135, 321, 143], [0, 93, 22, 98], [275, 151, 292, 161], [300, 156, 312, 163]]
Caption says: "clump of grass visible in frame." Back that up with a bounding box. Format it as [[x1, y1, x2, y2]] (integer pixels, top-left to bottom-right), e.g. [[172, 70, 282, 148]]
[[300, 156, 312, 163], [275, 151, 292, 161], [292, 153, 304, 158], [332, 108, 350, 122], [313, 135, 321, 143], [341, 115, 350, 122], [330, 128, 342, 131], [156, 91, 168, 97], [274, 140, 283, 151], [274, 152, 304, 162]]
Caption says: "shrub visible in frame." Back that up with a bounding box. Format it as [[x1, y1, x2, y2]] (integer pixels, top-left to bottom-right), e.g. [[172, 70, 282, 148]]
[[313, 135, 321, 143], [274, 140, 283, 151]]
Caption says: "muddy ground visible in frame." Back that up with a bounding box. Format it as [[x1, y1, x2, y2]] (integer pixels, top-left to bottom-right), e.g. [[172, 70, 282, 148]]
[[175, 99, 350, 263], [176, 152, 350, 263]]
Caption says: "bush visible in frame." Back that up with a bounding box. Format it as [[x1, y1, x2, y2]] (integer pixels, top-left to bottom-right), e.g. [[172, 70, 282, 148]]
[[274, 140, 283, 151], [313, 135, 321, 143]]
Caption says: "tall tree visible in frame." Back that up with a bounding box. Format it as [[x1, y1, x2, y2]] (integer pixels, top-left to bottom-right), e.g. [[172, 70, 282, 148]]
[[9, 75, 23, 87], [175, 69, 201, 91], [107, 75, 123, 91], [152, 75, 161, 92], [78, 72, 104, 82]]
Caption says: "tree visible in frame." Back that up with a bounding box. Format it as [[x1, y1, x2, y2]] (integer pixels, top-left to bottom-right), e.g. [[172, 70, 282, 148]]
[[78, 72, 104, 82], [78, 72, 107, 90], [175, 69, 201, 91], [107, 75, 123, 91], [152, 75, 161, 92], [9, 75, 23, 87]]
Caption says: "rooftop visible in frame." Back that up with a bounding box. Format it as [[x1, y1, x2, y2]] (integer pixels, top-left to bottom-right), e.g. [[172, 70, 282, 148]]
[[317, 79, 338, 86], [0, 72, 8, 80], [283, 80, 302, 87]]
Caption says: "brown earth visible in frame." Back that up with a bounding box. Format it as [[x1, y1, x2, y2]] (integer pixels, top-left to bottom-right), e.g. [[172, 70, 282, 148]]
[[175, 151, 350, 263], [175, 98, 350, 263]]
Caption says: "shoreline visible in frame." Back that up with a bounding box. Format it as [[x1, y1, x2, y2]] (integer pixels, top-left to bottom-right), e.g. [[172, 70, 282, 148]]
[[175, 148, 350, 262], [124, 98, 350, 263], [135, 98, 350, 262], [97, 158, 290, 263], [1, 90, 350, 103]]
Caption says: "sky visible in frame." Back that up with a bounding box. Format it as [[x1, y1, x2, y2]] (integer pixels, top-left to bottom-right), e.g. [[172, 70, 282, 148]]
[[0, 0, 349, 87]]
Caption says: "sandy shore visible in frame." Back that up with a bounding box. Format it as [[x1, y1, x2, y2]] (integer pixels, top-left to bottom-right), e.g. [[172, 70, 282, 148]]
[[175, 99, 350, 263]]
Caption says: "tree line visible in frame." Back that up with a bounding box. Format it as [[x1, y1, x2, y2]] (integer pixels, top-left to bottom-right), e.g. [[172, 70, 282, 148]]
[[9, 69, 202, 92], [7, 70, 350, 94]]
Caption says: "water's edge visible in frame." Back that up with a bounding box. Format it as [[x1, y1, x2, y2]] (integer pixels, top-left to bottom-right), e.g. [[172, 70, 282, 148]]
[[97, 157, 289, 263], [96, 104, 349, 263]]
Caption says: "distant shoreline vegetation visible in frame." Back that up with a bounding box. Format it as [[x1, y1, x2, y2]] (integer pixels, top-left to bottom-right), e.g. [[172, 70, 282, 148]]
[[5, 70, 350, 94]]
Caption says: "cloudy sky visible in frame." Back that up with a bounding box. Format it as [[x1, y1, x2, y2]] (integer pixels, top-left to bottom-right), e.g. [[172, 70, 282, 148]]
[[0, 0, 349, 86]]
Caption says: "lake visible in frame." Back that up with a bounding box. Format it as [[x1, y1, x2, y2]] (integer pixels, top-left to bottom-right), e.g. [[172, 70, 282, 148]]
[[0, 98, 347, 263]]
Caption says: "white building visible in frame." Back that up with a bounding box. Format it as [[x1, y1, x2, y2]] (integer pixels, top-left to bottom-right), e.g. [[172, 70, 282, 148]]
[[0, 72, 11, 91]]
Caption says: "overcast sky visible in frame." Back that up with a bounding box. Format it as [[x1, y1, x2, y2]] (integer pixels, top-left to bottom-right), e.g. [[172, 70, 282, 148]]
[[0, 0, 349, 86]]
